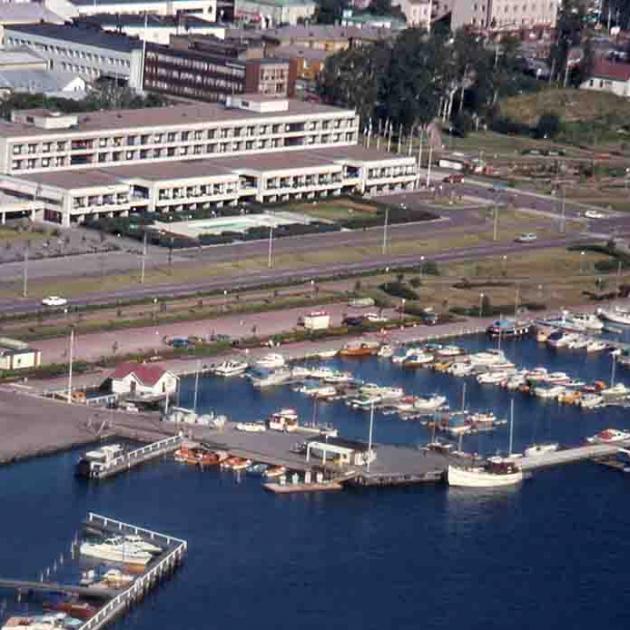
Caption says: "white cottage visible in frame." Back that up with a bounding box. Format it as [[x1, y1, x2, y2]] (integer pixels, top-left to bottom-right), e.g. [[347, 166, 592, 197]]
[[107, 362, 178, 397]]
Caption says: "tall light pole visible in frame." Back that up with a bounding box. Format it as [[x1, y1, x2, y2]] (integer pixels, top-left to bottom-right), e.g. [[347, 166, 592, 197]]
[[140, 231, 147, 284], [382, 207, 389, 255], [67, 327, 75, 404], [22, 247, 28, 298], [425, 144, 433, 187], [400, 298, 406, 321], [580, 250, 585, 273], [419, 255, 425, 279], [267, 226, 273, 268], [479, 292, 484, 317]]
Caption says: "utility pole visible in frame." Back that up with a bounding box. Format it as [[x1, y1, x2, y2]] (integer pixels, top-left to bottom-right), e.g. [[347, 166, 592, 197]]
[[22, 247, 28, 298], [140, 231, 147, 284], [67, 327, 74, 404], [267, 226, 273, 268], [382, 207, 389, 255], [508, 398, 515, 457], [386, 120, 392, 152], [425, 144, 433, 187], [514, 283, 520, 317], [416, 128, 424, 190], [367, 401, 375, 473], [193, 360, 200, 412]]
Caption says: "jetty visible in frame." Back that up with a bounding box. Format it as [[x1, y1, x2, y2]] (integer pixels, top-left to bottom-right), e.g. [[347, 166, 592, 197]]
[[518, 441, 630, 471], [0, 579, 116, 600], [78, 434, 183, 480]]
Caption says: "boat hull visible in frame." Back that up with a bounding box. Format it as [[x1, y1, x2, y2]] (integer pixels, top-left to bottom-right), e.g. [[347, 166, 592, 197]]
[[447, 465, 523, 488]]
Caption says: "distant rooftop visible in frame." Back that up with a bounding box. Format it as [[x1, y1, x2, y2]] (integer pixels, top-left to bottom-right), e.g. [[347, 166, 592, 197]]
[[73, 0, 207, 5], [0, 47, 46, 66], [0, 69, 83, 93], [590, 56, 630, 82], [0, 2, 63, 24], [269, 44, 330, 62], [263, 24, 393, 42], [241, 0, 316, 7], [77, 13, 222, 28], [5, 22, 143, 54], [0, 100, 353, 138]]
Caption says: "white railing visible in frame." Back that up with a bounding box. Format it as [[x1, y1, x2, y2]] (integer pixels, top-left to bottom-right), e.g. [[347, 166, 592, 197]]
[[91, 435, 182, 477], [79, 513, 187, 630]]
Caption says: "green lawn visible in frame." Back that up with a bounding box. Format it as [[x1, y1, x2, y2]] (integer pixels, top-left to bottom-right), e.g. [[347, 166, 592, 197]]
[[287, 199, 379, 222]]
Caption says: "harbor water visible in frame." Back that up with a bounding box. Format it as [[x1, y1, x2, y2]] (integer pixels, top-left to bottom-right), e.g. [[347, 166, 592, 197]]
[[2, 335, 630, 629]]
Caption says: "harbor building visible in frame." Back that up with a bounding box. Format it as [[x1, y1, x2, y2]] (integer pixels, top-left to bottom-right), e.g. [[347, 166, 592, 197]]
[[2, 22, 144, 90], [106, 362, 179, 396], [0, 95, 417, 226], [234, 0, 317, 27], [0, 337, 41, 371], [450, 0, 558, 32]]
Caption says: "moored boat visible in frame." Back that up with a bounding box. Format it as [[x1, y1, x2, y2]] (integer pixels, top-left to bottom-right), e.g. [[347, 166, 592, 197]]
[[212, 360, 249, 377], [486, 319, 531, 337], [447, 459, 523, 488], [586, 428, 630, 444], [79, 539, 153, 566], [264, 465, 287, 479], [524, 443, 559, 457], [255, 353, 286, 369], [339, 341, 380, 357]]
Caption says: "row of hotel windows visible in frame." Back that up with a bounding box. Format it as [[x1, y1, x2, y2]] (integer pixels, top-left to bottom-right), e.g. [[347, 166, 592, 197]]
[[10, 134, 357, 170], [10, 119, 357, 155], [5, 37, 132, 68], [147, 54, 246, 78]]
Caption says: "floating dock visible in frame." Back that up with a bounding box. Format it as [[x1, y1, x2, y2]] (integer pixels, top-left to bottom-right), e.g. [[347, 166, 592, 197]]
[[263, 481, 343, 493], [518, 441, 630, 471]]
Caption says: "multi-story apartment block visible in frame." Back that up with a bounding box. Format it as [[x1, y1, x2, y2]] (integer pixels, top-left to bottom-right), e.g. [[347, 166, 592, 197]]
[[3, 22, 144, 90], [0, 94, 418, 227], [143, 35, 295, 102], [451, 0, 558, 31], [45, 0, 217, 22]]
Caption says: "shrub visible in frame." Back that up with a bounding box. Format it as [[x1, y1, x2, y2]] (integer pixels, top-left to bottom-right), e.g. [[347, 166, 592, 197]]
[[535, 112, 561, 139], [379, 281, 419, 300]]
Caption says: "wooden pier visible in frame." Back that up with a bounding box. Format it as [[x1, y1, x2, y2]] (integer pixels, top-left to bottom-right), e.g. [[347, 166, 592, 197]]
[[78, 513, 187, 630], [518, 441, 630, 471], [84, 434, 183, 480], [0, 579, 116, 600]]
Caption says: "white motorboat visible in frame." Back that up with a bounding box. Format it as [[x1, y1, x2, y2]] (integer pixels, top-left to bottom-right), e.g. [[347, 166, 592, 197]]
[[317, 349, 338, 359], [580, 393, 603, 409], [212, 360, 248, 377], [377, 344, 394, 358], [249, 368, 292, 388], [121, 535, 162, 555], [546, 330, 570, 348], [447, 460, 523, 488], [546, 371, 570, 384], [600, 382, 630, 400], [437, 345, 463, 357], [378, 386, 405, 402], [586, 428, 630, 444], [468, 350, 506, 367], [597, 306, 630, 326], [412, 394, 447, 412], [449, 362, 473, 377], [524, 443, 559, 457], [586, 340, 607, 353], [567, 335, 589, 350], [402, 351, 434, 367], [255, 353, 286, 369], [564, 311, 604, 332], [476, 370, 510, 385], [267, 408, 299, 432], [79, 539, 153, 566], [533, 385, 566, 399]]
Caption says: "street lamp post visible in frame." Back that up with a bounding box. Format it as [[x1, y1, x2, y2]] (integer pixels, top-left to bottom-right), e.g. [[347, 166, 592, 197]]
[[501, 254, 507, 275], [479, 292, 485, 317], [419, 255, 425, 279], [580, 250, 585, 273], [400, 298, 406, 322]]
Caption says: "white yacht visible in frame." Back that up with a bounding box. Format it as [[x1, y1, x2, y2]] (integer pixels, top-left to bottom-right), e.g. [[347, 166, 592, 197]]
[[79, 538, 153, 566], [212, 360, 249, 377], [449, 362, 474, 377], [587, 428, 630, 444], [476, 370, 510, 385], [447, 460, 523, 488], [597, 306, 630, 326], [586, 340, 607, 353], [255, 353, 286, 369], [121, 535, 162, 555], [600, 382, 630, 400], [402, 351, 434, 367], [377, 344, 394, 358], [437, 345, 463, 357], [412, 394, 447, 412], [468, 350, 506, 367], [565, 311, 604, 332]]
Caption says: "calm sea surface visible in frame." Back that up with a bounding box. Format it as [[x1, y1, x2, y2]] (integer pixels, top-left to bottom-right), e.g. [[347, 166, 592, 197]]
[[2, 335, 630, 629]]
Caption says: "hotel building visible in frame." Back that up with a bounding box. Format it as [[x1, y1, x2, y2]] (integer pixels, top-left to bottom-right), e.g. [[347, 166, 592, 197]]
[[0, 95, 417, 226]]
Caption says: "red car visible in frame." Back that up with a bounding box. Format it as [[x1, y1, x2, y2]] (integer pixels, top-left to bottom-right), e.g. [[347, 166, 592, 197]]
[[442, 173, 464, 184]]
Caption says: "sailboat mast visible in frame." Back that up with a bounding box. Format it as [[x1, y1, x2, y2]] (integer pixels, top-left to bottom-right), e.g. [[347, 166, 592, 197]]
[[508, 398, 515, 457]]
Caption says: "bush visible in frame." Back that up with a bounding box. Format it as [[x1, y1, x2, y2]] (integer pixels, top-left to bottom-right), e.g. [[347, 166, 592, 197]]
[[421, 260, 439, 276], [379, 281, 419, 300], [535, 112, 561, 139]]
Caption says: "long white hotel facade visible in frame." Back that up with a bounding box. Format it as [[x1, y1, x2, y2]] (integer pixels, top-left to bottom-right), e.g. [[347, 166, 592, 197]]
[[0, 95, 417, 227]]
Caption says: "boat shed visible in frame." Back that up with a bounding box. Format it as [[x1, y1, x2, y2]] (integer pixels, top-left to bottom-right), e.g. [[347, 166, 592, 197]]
[[305, 436, 376, 467]]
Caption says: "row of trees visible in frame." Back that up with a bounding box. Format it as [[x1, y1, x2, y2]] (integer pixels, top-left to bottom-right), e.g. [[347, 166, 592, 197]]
[[318, 28, 539, 133]]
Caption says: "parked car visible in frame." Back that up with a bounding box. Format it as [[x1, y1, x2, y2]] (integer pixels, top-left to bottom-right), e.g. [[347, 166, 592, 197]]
[[584, 210, 606, 220], [41, 295, 68, 307], [343, 315, 365, 327], [515, 232, 538, 243], [442, 173, 464, 184]]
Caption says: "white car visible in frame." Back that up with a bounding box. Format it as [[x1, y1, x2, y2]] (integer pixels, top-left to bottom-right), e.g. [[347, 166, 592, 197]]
[[515, 232, 538, 243], [584, 210, 606, 220], [41, 295, 68, 307]]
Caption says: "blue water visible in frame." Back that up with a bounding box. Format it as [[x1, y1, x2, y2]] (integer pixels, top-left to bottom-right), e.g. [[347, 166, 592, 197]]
[[1, 336, 630, 629]]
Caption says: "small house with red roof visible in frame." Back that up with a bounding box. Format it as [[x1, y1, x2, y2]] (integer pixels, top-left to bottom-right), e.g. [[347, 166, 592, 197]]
[[106, 361, 178, 397], [581, 56, 630, 98]]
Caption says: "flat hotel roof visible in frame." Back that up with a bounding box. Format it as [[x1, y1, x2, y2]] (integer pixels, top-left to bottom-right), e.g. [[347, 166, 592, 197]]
[[0, 101, 354, 139], [16, 146, 410, 190]]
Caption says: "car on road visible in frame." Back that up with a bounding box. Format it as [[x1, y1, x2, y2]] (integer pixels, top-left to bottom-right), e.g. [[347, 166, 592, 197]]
[[515, 232, 538, 243], [489, 183, 508, 193], [584, 209, 606, 220], [41, 295, 68, 307], [442, 173, 464, 184]]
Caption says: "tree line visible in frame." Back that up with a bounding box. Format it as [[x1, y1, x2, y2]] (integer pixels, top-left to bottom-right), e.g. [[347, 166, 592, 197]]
[[318, 27, 540, 135]]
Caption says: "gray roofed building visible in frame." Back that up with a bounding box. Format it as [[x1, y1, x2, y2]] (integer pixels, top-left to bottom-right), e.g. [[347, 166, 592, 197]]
[[0, 69, 87, 99], [0, 2, 64, 25]]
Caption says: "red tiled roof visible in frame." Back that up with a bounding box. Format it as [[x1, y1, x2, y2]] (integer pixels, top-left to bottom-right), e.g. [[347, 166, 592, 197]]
[[590, 57, 630, 82], [109, 362, 168, 386]]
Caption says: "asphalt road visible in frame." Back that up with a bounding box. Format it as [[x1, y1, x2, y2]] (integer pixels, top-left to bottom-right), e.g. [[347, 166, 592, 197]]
[[0, 181, 627, 317]]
